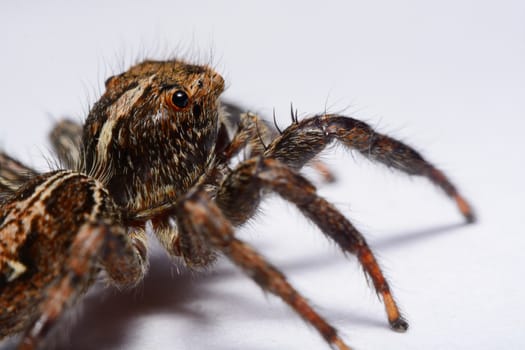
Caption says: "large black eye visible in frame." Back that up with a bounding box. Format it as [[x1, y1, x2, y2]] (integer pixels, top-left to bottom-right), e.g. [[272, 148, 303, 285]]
[[171, 90, 189, 108]]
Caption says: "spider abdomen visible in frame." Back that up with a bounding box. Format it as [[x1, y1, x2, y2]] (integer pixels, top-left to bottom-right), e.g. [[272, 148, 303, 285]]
[[0, 170, 118, 336]]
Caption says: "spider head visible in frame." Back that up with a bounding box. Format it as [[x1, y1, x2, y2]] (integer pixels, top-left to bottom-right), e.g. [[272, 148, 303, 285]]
[[83, 60, 225, 209], [99, 59, 224, 127]]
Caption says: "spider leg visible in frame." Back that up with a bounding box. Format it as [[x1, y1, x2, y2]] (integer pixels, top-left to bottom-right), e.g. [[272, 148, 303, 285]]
[[1, 118, 82, 195], [0, 118, 82, 196], [264, 114, 475, 222], [100, 226, 148, 289], [218, 103, 337, 183], [311, 159, 337, 183], [218, 109, 277, 161], [0, 152, 37, 196], [17, 222, 145, 350], [48, 119, 83, 169], [151, 218, 217, 268], [216, 157, 408, 331], [175, 187, 352, 350]]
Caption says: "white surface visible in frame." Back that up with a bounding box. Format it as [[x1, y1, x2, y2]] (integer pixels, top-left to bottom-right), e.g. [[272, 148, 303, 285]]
[[1, 1, 524, 349]]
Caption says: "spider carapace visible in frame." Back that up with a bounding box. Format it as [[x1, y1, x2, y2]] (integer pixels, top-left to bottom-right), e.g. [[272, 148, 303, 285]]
[[0, 59, 475, 350]]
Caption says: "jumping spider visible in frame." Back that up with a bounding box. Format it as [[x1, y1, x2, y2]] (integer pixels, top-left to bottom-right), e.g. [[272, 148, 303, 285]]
[[0, 59, 475, 350]]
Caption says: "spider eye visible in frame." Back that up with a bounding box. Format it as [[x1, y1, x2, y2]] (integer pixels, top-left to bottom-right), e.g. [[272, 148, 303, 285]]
[[171, 90, 189, 108]]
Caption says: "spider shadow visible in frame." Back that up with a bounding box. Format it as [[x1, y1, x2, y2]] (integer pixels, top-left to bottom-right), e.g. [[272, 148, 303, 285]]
[[55, 251, 287, 350], [0, 220, 471, 350], [257, 221, 471, 275], [64, 221, 470, 349], [372, 221, 471, 250], [53, 254, 227, 350]]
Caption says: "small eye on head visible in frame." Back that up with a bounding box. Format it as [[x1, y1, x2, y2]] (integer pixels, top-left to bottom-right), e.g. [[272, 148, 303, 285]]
[[171, 90, 189, 108]]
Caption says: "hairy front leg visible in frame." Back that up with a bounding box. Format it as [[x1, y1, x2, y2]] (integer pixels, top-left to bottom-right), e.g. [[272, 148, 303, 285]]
[[218, 103, 337, 183], [217, 157, 408, 330], [176, 187, 351, 350], [218, 108, 278, 161], [264, 114, 475, 222]]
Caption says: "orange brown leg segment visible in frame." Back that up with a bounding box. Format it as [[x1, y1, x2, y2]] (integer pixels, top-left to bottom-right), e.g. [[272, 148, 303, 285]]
[[428, 168, 475, 222], [358, 245, 407, 331], [329, 115, 476, 222], [177, 188, 352, 350], [217, 157, 408, 331]]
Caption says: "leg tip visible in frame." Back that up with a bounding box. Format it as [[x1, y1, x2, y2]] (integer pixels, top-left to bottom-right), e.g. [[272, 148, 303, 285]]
[[464, 211, 476, 224], [332, 337, 353, 350], [454, 195, 476, 224], [390, 317, 409, 332]]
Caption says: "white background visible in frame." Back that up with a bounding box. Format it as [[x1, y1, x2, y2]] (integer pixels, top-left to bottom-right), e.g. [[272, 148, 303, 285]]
[[1, 1, 524, 349]]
